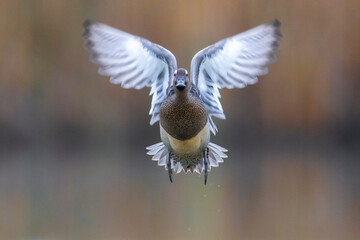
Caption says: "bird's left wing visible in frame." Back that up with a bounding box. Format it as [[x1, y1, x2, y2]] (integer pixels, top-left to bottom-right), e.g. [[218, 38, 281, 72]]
[[83, 20, 177, 125], [191, 20, 282, 134]]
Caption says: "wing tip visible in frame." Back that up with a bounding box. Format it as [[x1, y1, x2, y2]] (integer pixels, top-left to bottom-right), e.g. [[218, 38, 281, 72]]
[[272, 19, 281, 28], [264, 19, 282, 52], [271, 19, 283, 39], [82, 19, 96, 36], [83, 19, 94, 27], [82, 20, 97, 52]]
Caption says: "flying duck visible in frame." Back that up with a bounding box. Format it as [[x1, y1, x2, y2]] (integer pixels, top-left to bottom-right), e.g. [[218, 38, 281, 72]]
[[83, 19, 282, 184]]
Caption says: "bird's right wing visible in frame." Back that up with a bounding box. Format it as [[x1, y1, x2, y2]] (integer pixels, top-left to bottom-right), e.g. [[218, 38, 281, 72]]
[[191, 20, 282, 134], [83, 20, 177, 125]]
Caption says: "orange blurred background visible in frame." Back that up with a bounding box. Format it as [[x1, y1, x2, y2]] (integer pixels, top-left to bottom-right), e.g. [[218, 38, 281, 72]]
[[0, 0, 359, 239]]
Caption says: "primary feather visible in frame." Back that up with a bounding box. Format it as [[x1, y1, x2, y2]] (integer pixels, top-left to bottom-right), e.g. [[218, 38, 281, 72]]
[[83, 20, 177, 125], [191, 19, 282, 134]]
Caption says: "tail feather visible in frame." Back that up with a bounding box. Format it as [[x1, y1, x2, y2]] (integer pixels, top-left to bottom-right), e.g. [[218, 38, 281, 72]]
[[146, 142, 169, 167], [146, 142, 164, 155], [208, 151, 220, 167], [174, 162, 183, 174], [197, 142, 228, 173], [146, 142, 228, 175]]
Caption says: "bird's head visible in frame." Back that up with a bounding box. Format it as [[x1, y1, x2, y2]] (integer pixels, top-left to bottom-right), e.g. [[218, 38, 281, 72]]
[[173, 68, 190, 93]]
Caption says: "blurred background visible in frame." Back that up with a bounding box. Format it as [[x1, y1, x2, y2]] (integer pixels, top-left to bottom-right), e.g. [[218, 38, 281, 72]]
[[1, 0, 359, 239]]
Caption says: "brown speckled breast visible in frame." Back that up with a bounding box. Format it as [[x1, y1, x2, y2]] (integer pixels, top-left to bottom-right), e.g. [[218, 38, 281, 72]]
[[160, 90, 207, 141]]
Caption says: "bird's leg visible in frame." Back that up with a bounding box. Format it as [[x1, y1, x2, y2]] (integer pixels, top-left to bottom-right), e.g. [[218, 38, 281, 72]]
[[204, 147, 209, 185], [167, 153, 173, 183]]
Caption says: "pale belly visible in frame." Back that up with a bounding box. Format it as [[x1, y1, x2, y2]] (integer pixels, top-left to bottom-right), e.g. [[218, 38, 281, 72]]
[[160, 122, 210, 155]]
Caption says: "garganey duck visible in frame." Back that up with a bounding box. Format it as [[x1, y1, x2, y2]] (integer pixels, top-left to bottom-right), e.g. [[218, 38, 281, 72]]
[[83, 19, 282, 184]]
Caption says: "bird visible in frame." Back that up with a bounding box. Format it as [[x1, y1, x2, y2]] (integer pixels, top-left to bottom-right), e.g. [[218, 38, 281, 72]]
[[83, 19, 282, 184]]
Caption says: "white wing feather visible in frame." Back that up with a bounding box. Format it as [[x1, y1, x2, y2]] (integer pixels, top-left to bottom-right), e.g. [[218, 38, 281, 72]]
[[191, 20, 282, 134], [83, 20, 177, 125]]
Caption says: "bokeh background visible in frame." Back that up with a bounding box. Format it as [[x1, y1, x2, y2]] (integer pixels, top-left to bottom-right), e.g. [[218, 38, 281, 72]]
[[1, 0, 359, 239]]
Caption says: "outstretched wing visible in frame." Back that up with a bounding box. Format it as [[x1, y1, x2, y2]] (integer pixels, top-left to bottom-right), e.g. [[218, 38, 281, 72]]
[[83, 20, 177, 125], [190, 20, 282, 134]]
